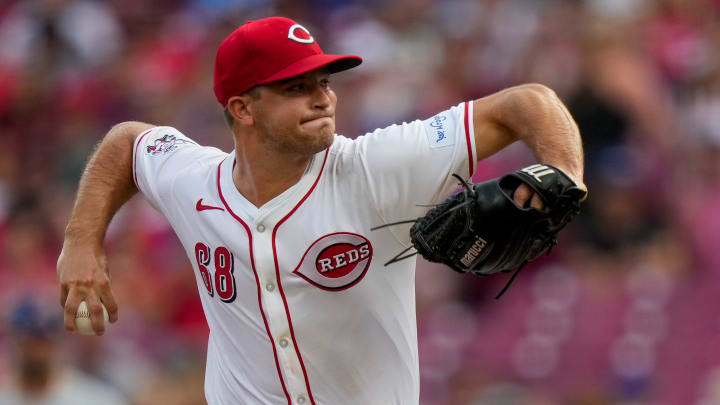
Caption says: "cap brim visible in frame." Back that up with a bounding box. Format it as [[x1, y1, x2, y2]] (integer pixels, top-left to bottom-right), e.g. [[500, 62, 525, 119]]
[[257, 54, 362, 85]]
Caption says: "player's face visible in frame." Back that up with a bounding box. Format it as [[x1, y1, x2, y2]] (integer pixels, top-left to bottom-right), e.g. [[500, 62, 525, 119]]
[[252, 69, 337, 156]]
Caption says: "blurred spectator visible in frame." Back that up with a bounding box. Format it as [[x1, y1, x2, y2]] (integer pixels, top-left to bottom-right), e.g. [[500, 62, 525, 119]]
[[0, 297, 127, 405]]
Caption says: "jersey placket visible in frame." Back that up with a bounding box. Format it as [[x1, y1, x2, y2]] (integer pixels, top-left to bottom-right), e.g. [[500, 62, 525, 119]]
[[252, 215, 310, 405], [248, 149, 328, 405], [216, 154, 309, 404], [216, 148, 327, 404]]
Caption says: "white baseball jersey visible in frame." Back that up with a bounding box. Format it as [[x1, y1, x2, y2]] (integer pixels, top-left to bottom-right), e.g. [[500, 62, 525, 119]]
[[132, 101, 476, 405]]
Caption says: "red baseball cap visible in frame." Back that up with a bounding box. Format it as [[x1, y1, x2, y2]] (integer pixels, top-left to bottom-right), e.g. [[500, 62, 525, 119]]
[[214, 17, 362, 107]]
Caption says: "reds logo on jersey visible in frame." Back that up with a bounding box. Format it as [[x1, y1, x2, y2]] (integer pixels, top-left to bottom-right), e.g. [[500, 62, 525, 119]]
[[293, 232, 373, 291]]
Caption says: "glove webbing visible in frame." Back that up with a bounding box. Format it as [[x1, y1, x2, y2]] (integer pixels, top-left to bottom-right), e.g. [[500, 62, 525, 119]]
[[370, 174, 530, 299]]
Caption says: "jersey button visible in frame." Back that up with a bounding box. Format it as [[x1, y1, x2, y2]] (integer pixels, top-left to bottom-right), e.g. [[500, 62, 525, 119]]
[[297, 395, 306, 404], [265, 283, 275, 292], [279, 338, 289, 348], [256, 224, 266, 232]]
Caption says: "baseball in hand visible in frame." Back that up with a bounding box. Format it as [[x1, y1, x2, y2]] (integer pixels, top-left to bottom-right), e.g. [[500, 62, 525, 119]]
[[75, 301, 109, 335]]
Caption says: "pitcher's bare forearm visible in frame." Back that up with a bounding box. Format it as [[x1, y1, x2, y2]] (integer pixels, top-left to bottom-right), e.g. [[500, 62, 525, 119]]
[[473, 84, 584, 184], [64, 121, 153, 247], [58, 121, 152, 334], [498, 84, 583, 181]]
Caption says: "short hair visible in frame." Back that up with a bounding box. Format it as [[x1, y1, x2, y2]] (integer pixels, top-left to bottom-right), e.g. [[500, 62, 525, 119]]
[[223, 86, 261, 130], [223, 106, 234, 129]]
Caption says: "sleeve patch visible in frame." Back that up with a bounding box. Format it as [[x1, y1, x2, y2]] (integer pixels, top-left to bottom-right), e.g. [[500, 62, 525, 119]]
[[146, 133, 193, 156], [422, 111, 456, 149]]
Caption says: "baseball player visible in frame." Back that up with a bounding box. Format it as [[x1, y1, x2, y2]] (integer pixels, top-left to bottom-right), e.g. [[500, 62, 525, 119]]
[[57, 17, 586, 404]]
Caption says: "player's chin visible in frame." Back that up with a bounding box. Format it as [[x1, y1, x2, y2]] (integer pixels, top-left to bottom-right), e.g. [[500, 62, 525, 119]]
[[300, 125, 334, 147], [312, 131, 334, 152], [318, 126, 335, 142]]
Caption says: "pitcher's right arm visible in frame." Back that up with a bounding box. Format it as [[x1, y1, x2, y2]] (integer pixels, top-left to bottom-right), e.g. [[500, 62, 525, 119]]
[[57, 121, 153, 335]]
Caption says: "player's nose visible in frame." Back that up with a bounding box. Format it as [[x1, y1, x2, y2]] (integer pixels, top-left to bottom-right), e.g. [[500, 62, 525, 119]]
[[311, 85, 332, 110]]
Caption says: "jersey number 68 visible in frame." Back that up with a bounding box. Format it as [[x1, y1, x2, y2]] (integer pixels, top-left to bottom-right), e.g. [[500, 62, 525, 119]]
[[194, 242, 237, 303]]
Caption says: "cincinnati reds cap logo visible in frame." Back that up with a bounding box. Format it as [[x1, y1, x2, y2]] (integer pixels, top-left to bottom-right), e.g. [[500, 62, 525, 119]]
[[287, 23, 314, 44], [293, 232, 373, 291]]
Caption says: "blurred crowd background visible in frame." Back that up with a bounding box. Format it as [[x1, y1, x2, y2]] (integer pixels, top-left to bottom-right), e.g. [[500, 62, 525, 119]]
[[1, 0, 720, 404]]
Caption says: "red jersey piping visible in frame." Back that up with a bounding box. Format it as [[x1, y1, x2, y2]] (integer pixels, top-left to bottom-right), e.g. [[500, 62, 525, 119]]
[[464, 101, 475, 177], [133, 128, 154, 188], [270, 148, 330, 405], [216, 156, 292, 405]]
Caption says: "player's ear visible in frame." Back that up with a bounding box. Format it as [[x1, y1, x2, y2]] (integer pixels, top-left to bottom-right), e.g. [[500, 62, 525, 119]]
[[227, 95, 255, 127]]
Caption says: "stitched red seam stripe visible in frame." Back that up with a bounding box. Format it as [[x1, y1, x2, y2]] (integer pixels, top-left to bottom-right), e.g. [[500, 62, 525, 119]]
[[216, 157, 292, 405], [464, 101, 475, 178], [133, 128, 154, 188], [271, 148, 329, 405]]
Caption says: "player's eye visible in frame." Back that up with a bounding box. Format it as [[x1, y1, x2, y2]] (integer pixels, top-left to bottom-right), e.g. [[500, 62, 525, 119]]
[[288, 83, 305, 92], [320, 79, 330, 88]]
